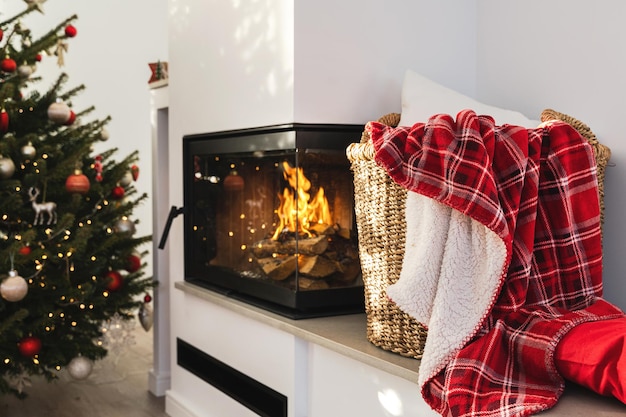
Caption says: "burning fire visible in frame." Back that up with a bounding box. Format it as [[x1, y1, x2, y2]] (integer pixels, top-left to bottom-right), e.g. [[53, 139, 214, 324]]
[[272, 162, 332, 240]]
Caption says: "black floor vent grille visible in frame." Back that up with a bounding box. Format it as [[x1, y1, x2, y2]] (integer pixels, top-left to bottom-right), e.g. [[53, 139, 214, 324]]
[[177, 338, 288, 417]]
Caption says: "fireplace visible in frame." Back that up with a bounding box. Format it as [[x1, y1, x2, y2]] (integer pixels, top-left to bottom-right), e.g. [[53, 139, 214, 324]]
[[182, 123, 365, 318]]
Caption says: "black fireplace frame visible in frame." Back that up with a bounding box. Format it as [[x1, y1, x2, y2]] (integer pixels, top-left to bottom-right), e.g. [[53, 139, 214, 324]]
[[182, 123, 365, 319]]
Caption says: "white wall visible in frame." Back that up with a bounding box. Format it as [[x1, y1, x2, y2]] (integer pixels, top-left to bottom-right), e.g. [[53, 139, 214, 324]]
[[293, 0, 478, 124], [1, 0, 169, 278], [168, 0, 296, 136], [476, 0, 626, 310]]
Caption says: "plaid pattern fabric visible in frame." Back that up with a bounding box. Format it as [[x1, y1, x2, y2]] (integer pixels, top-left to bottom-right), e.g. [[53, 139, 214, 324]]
[[367, 110, 624, 417]]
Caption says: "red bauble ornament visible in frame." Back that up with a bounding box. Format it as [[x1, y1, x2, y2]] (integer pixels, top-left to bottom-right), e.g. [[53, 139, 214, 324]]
[[1, 57, 17, 73], [125, 253, 141, 273], [35, 53, 42, 62], [18, 245, 32, 256], [0, 110, 8, 133], [131, 164, 139, 181], [144, 294, 152, 303], [18, 336, 42, 357], [111, 186, 125, 200], [64, 110, 76, 126], [65, 170, 90, 194], [0, 29, 3, 42], [105, 271, 123, 292], [224, 171, 244, 191], [65, 24, 77, 38]]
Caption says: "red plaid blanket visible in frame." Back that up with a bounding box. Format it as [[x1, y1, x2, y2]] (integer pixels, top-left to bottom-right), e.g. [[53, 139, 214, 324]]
[[367, 110, 624, 417]]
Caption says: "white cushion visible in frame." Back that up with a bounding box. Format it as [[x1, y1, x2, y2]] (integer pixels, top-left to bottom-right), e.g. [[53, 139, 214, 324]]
[[398, 70, 540, 128]]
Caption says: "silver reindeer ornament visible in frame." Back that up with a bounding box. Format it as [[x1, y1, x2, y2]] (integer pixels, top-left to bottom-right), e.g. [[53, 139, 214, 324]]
[[28, 187, 57, 226]]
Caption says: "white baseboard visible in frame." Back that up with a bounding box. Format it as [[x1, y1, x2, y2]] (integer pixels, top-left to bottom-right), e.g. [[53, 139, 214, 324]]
[[165, 390, 199, 417], [149, 370, 171, 397]]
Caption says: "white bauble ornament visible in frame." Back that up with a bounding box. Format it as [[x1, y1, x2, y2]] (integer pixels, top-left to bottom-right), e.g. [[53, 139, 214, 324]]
[[99, 128, 110, 142], [113, 217, 136, 235], [0, 155, 15, 179], [0, 270, 28, 302], [21, 142, 36, 159], [138, 302, 153, 331], [67, 356, 93, 380], [119, 171, 133, 187], [17, 64, 33, 78], [47, 101, 71, 124]]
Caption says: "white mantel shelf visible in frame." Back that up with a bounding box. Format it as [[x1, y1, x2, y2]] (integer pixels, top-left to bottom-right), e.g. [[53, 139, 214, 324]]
[[174, 281, 626, 416]]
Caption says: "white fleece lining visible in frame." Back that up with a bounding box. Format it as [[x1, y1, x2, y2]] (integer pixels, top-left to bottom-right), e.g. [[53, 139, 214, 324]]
[[386, 191, 507, 386]]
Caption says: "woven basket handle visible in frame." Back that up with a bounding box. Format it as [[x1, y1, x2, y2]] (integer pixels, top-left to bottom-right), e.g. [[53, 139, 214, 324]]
[[360, 113, 401, 143]]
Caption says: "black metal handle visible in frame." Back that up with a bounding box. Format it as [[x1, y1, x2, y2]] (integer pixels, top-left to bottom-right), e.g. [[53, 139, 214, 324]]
[[158, 205, 185, 249]]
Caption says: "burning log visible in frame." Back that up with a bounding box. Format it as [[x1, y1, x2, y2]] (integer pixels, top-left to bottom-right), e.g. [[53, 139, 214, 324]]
[[250, 161, 361, 286], [309, 223, 335, 236], [253, 232, 361, 286], [252, 235, 329, 258]]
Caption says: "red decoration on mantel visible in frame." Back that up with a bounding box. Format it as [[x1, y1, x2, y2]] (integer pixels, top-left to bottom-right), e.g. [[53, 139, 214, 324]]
[[148, 61, 168, 85]]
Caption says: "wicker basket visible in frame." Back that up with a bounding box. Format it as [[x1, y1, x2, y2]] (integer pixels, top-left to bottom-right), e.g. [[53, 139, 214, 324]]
[[347, 113, 427, 359], [347, 110, 610, 360]]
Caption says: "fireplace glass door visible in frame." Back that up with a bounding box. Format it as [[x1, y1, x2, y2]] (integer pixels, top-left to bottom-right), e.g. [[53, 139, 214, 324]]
[[183, 124, 364, 318]]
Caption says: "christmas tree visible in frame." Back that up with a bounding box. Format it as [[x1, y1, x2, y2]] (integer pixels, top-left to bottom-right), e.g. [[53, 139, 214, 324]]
[[0, 1, 153, 397]]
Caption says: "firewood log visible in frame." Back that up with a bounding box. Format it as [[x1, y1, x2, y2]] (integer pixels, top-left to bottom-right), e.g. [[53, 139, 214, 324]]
[[252, 235, 329, 257], [298, 277, 330, 290], [298, 255, 337, 278], [257, 255, 297, 281]]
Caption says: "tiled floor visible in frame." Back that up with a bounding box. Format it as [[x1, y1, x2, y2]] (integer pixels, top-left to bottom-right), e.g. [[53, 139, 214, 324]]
[[0, 324, 167, 417]]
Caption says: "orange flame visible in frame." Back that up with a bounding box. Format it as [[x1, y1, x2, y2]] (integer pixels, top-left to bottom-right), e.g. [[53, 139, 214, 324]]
[[272, 162, 332, 240]]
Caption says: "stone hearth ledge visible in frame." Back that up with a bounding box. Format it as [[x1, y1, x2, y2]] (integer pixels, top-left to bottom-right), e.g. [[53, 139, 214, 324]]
[[175, 281, 626, 416]]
